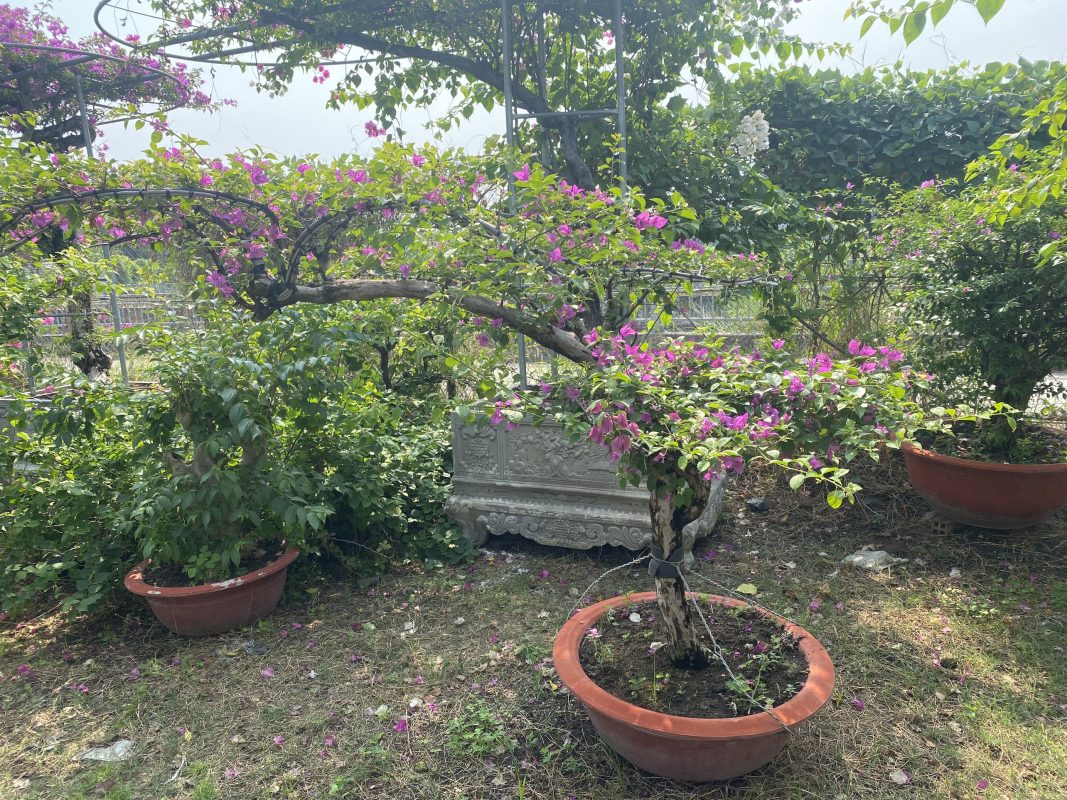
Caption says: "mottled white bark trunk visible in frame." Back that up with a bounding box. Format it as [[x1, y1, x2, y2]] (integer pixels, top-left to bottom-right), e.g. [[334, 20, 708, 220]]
[[648, 467, 713, 670]]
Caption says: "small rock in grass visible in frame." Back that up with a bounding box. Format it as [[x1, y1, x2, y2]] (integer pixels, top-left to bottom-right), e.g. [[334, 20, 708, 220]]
[[746, 497, 770, 513], [79, 740, 134, 762], [840, 549, 905, 572]]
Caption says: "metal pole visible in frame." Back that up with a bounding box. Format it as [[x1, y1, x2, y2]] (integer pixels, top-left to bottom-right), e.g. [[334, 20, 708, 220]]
[[614, 0, 628, 195], [24, 346, 36, 395], [74, 76, 94, 156], [502, 0, 516, 215], [75, 77, 129, 386], [108, 253, 129, 387], [502, 0, 528, 389], [536, 9, 550, 167]]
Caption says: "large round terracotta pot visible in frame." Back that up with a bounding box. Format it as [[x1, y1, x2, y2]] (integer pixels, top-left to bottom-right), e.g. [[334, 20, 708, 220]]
[[553, 591, 835, 783], [124, 548, 299, 636], [901, 443, 1067, 529]]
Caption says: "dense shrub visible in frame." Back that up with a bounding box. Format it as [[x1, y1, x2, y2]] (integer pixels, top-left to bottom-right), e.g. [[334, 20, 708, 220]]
[[0, 382, 157, 615], [0, 304, 473, 617], [732, 61, 1064, 194]]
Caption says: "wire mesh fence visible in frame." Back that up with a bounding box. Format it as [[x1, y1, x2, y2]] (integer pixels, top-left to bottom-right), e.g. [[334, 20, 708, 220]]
[[21, 284, 201, 387]]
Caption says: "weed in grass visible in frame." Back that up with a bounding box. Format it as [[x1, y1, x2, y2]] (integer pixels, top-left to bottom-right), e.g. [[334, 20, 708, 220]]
[[445, 702, 517, 757]]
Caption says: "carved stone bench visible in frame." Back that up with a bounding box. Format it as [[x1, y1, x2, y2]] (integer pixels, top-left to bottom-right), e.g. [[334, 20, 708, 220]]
[[445, 415, 723, 555]]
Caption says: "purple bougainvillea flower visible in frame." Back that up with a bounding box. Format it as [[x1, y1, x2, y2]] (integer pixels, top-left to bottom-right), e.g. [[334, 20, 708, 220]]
[[393, 719, 409, 733], [753, 641, 769, 654], [272, 735, 285, 746], [808, 599, 822, 613], [223, 767, 240, 779], [261, 667, 275, 679], [128, 668, 141, 679], [976, 779, 989, 791], [849, 698, 866, 711], [324, 735, 337, 747]]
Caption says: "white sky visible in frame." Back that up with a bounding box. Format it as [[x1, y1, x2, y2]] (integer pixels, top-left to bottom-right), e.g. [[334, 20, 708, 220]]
[[19, 0, 1067, 161]]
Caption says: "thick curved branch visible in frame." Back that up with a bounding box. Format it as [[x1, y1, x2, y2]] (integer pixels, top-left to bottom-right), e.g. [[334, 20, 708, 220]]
[[254, 277, 596, 365], [0, 187, 280, 250]]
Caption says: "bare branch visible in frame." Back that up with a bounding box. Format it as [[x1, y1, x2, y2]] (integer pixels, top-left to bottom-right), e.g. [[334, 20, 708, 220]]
[[255, 277, 597, 365]]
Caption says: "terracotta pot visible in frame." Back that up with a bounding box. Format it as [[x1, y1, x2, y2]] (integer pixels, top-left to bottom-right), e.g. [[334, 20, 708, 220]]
[[901, 443, 1067, 529], [553, 592, 834, 783], [124, 548, 299, 636]]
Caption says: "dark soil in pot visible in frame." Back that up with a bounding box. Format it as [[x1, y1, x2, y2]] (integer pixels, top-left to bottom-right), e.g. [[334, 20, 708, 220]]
[[916, 420, 1067, 465], [578, 600, 807, 718], [141, 544, 286, 587]]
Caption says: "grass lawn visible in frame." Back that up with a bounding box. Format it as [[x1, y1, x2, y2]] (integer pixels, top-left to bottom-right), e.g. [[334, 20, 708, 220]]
[[2, 458, 1065, 799]]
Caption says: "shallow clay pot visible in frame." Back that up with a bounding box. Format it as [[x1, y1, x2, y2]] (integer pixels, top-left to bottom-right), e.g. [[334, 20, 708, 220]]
[[553, 592, 835, 783], [901, 443, 1067, 529], [125, 548, 299, 636]]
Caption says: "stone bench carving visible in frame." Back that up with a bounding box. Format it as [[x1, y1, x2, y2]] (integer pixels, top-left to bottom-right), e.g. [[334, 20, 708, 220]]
[[446, 415, 723, 555]]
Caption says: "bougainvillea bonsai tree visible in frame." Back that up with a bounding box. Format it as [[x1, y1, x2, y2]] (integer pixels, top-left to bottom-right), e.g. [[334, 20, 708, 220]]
[[0, 135, 942, 668]]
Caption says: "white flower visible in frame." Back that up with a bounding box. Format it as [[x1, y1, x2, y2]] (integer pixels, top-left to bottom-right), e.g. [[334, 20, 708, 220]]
[[732, 110, 771, 161]]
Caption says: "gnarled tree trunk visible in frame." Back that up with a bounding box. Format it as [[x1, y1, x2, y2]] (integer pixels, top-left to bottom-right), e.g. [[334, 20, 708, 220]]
[[648, 464, 714, 670]]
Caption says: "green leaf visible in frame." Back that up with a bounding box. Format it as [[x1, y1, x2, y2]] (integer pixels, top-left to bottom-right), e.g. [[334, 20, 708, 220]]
[[859, 16, 875, 37], [788, 474, 806, 491], [665, 95, 686, 113], [735, 583, 758, 596], [976, 0, 1006, 23], [930, 0, 954, 26], [902, 11, 926, 44]]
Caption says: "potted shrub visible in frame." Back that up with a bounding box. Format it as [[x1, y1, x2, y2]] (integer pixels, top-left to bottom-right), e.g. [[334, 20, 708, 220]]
[[121, 322, 330, 635], [480, 326, 938, 781], [878, 166, 1067, 528]]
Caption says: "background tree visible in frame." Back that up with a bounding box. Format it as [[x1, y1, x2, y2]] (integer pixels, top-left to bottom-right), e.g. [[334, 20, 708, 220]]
[[102, 0, 820, 189]]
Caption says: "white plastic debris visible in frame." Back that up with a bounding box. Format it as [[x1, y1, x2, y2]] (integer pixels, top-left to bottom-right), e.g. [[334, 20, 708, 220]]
[[628, 613, 642, 623], [840, 549, 906, 572], [949, 567, 962, 579], [79, 740, 134, 762]]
